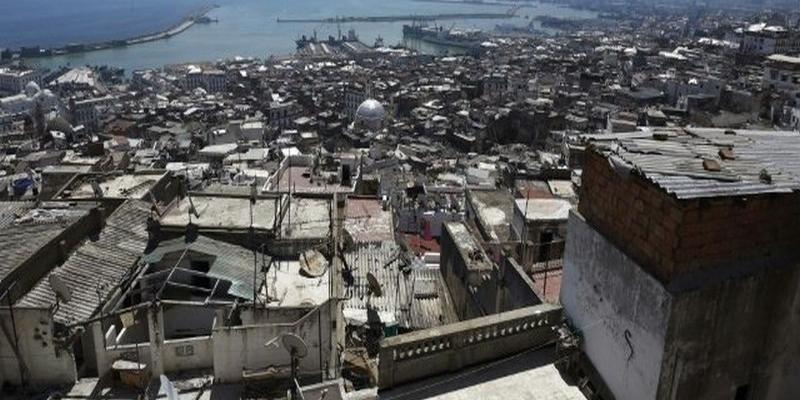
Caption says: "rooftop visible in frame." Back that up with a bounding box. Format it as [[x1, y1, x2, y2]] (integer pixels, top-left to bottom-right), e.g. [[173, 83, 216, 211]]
[[344, 197, 394, 243], [141, 235, 264, 301], [160, 194, 278, 231], [381, 347, 583, 400], [274, 166, 354, 194], [515, 198, 572, 221], [593, 128, 800, 199], [19, 200, 150, 325], [0, 202, 91, 285], [59, 173, 166, 200], [263, 259, 329, 307], [343, 242, 458, 330], [468, 189, 515, 242], [281, 196, 331, 239]]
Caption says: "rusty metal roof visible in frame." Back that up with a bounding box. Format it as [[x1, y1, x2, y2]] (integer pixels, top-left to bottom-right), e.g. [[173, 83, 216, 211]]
[[344, 242, 458, 330], [596, 128, 800, 199]]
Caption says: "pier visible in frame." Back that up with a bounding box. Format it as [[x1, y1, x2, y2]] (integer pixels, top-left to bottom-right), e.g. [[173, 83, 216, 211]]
[[20, 5, 218, 58], [276, 11, 516, 24]]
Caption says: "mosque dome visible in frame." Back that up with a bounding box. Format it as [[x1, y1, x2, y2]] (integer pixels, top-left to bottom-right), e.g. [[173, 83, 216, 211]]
[[355, 99, 386, 126], [25, 81, 41, 96]]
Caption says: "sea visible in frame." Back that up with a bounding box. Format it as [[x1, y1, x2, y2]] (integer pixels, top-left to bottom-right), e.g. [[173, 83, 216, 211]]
[[0, 0, 597, 73]]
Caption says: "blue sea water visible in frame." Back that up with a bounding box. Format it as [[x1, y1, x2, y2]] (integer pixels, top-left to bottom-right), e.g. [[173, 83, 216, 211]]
[[0, 0, 597, 72]]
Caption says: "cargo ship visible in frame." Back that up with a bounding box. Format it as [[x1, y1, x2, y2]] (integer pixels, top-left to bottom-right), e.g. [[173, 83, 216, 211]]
[[402, 23, 487, 50]]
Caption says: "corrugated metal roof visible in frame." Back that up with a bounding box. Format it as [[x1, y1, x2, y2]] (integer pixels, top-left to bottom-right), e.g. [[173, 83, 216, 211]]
[[141, 235, 261, 300], [18, 200, 151, 325], [344, 242, 457, 330], [601, 129, 800, 199], [0, 203, 90, 283]]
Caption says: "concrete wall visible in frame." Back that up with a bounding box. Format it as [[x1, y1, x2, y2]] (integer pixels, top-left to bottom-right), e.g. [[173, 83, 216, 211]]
[[561, 211, 671, 400], [0, 308, 77, 387], [163, 336, 214, 373], [163, 304, 216, 339], [657, 262, 800, 400], [212, 301, 333, 383], [499, 257, 542, 310], [378, 303, 562, 390], [439, 224, 487, 320], [760, 269, 800, 400]]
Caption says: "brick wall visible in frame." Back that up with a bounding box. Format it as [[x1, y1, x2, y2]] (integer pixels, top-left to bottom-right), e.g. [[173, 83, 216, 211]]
[[578, 147, 800, 284]]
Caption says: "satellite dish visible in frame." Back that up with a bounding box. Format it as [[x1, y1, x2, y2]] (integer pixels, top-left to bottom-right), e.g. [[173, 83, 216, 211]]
[[159, 375, 179, 400], [49, 275, 72, 304], [281, 333, 308, 400], [367, 272, 382, 298], [281, 333, 308, 359]]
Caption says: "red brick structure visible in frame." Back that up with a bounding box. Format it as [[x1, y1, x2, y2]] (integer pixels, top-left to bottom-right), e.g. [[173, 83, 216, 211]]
[[579, 144, 800, 285]]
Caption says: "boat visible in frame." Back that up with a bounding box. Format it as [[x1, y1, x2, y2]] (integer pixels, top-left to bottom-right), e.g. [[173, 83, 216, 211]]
[[402, 22, 487, 50]]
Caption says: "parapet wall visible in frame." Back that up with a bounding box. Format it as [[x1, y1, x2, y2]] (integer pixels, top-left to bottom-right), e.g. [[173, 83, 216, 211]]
[[378, 303, 562, 390]]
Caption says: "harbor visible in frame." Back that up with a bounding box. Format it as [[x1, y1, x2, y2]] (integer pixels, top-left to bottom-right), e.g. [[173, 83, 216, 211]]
[[14, 5, 218, 59], [276, 10, 517, 24], [13, 0, 599, 73]]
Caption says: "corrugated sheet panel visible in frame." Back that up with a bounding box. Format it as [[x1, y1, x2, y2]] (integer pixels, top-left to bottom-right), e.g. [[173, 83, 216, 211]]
[[19, 200, 150, 325], [0, 204, 89, 282], [343, 242, 457, 330], [142, 235, 261, 300], [607, 130, 800, 199]]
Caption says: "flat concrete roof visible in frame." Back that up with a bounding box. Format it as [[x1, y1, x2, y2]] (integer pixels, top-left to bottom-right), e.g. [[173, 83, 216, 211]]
[[469, 189, 515, 242], [281, 196, 330, 239], [61, 173, 165, 199], [344, 198, 394, 243], [274, 166, 353, 194], [161, 195, 278, 231], [515, 198, 572, 222], [263, 259, 330, 307]]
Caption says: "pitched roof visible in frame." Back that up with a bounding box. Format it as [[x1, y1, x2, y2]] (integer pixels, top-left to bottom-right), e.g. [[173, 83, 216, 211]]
[[18, 200, 151, 325], [0, 202, 90, 284]]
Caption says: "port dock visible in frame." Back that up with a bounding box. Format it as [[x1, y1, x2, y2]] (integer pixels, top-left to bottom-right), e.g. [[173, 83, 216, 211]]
[[20, 5, 217, 58], [276, 11, 516, 24]]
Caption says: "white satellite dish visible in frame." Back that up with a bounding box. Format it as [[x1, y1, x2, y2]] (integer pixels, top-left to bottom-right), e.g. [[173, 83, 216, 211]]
[[281, 333, 308, 399], [49, 275, 72, 304], [159, 375, 179, 400], [281, 333, 308, 359]]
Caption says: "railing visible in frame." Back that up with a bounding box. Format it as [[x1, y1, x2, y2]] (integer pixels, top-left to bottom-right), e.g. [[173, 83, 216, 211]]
[[378, 303, 562, 389]]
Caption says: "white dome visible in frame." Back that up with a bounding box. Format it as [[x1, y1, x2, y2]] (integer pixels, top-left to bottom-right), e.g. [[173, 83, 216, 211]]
[[355, 99, 386, 123], [25, 81, 41, 96]]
